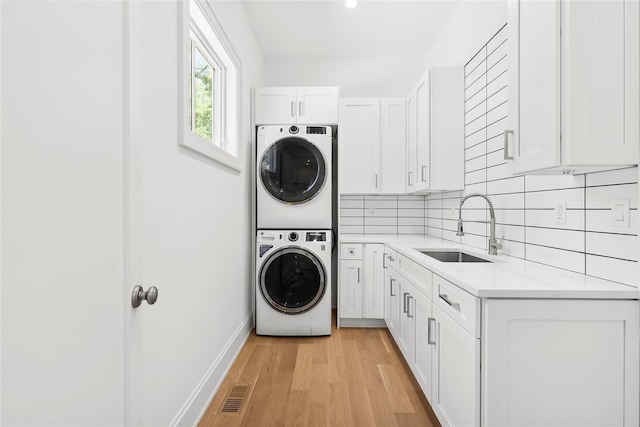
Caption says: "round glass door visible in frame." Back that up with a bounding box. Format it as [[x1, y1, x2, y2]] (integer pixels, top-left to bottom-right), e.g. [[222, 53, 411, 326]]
[[260, 137, 326, 204], [259, 247, 326, 314]]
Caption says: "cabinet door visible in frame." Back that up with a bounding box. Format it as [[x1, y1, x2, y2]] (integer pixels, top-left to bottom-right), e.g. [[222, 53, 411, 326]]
[[430, 67, 464, 191], [380, 98, 407, 194], [384, 268, 399, 339], [398, 278, 416, 364], [405, 92, 417, 191], [338, 259, 363, 319], [364, 244, 385, 319], [414, 71, 430, 191], [413, 290, 434, 401], [432, 305, 480, 427], [339, 98, 381, 194], [483, 299, 640, 427], [254, 87, 297, 124], [563, 0, 638, 166], [297, 87, 339, 124], [507, 0, 561, 174]]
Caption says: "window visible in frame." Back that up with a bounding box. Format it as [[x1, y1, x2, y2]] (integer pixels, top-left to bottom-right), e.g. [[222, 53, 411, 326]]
[[179, 0, 242, 170]]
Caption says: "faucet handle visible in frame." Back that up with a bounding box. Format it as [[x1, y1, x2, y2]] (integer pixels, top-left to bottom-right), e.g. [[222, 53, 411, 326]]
[[495, 235, 504, 250]]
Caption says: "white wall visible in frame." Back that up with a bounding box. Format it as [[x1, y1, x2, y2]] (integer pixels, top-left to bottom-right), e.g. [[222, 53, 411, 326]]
[[1, 0, 263, 425], [265, 57, 426, 97]]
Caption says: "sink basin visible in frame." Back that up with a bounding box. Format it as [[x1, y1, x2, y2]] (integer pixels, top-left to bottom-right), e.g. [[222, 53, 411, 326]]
[[419, 250, 492, 263]]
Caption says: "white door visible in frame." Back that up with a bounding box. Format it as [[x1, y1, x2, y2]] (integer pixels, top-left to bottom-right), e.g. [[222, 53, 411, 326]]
[[413, 290, 434, 401], [1, 1, 126, 424], [380, 98, 407, 194], [254, 87, 298, 125], [339, 259, 363, 319], [297, 87, 339, 124], [414, 72, 430, 191], [363, 244, 385, 319]]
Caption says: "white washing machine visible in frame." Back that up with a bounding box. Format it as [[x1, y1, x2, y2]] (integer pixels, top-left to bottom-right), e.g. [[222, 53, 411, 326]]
[[257, 125, 332, 229], [256, 229, 331, 336]]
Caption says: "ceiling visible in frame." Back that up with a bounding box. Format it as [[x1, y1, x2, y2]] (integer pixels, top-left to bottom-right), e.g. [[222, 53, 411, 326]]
[[241, 0, 464, 60]]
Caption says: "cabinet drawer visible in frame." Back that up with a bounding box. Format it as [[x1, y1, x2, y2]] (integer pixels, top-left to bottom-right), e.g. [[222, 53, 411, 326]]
[[397, 254, 433, 299], [433, 274, 480, 338], [384, 247, 398, 270], [341, 243, 363, 260]]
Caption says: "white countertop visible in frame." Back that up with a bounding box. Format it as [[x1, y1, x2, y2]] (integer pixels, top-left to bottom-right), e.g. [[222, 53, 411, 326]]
[[340, 234, 640, 299]]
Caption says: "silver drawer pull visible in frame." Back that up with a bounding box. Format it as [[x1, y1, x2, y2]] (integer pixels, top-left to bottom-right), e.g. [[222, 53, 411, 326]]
[[403, 292, 409, 313], [504, 130, 514, 160], [390, 278, 396, 296], [439, 294, 460, 311], [427, 317, 436, 344], [407, 296, 414, 318]]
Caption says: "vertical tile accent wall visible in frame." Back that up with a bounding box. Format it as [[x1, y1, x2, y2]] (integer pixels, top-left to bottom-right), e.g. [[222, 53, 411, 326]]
[[425, 24, 639, 287]]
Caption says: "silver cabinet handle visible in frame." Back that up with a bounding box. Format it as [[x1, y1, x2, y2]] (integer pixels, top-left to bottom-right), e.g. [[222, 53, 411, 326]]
[[131, 285, 158, 308], [357, 267, 360, 283], [407, 296, 414, 318], [504, 130, 514, 160], [421, 165, 427, 182], [299, 101, 304, 117], [375, 173, 379, 188], [439, 294, 460, 311], [383, 253, 388, 268], [403, 292, 409, 313], [408, 171, 413, 186], [427, 317, 436, 344], [291, 101, 295, 117], [390, 278, 396, 296]]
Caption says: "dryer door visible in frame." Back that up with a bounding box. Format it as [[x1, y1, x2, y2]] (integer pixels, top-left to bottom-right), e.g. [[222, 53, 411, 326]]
[[259, 246, 326, 314], [259, 137, 327, 204]]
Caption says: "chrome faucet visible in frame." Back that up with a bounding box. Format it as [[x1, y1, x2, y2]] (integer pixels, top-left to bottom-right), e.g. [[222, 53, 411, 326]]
[[456, 193, 502, 255]]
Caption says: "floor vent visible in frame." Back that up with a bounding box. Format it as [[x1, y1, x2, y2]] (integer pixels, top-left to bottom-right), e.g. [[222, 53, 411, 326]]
[[219, 384, 252, 414]]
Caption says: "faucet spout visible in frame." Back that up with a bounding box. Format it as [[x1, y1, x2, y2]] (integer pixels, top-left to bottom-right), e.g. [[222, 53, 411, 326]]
[[457, 193, 501, 255]]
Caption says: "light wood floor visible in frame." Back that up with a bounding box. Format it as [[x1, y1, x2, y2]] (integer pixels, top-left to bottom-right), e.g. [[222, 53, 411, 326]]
[[199, 313, 440, 427]]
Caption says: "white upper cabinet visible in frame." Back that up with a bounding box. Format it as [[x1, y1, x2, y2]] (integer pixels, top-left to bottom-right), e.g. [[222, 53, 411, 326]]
[[430, 67, 464, 191], [339, 98, 381, 194], [255, 86, 339, 125], [406, 70, 431, 192], [339, 98, 407, 195], [380, 98, 407, 194], [506, 0, 639, 174]]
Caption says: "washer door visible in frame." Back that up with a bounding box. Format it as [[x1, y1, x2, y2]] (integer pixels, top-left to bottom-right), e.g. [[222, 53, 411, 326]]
[[259, 137, 327, 204], [259, 246, 326, 314]]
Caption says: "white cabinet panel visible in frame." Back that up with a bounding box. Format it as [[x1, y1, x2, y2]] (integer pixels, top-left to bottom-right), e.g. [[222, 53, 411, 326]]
[[297, 87, 339, 124], [254, 87, 298, 125], [364, 244, 385, 319], [414, 71, 430, 192], [406, 91, 417, 191], [397, 276, 416, 364], [339, 259, 363, 319], [380, 98, 407, 194], [339, 98, 380, 194], [384, 268, 400, 340], [413, 290, 434, 402], [483, 299, 640, 427], [432, 305, 481, 427]]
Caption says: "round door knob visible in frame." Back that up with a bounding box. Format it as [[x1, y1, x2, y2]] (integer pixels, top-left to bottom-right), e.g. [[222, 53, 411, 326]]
[[131, 285, 159, 308]]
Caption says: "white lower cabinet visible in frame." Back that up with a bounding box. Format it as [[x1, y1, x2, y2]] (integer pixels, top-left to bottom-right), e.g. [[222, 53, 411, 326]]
[[483, 298, 640, 427], [384, 265, 400, 340], [339, 243, 385, 322], [432, 305, 481, 427], [413, 289, 434, 402], [397, 276, 416, 363]]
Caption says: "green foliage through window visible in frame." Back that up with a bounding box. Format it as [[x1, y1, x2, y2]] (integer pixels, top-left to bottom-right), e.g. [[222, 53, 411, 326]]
[[192, 44, 214, 141]]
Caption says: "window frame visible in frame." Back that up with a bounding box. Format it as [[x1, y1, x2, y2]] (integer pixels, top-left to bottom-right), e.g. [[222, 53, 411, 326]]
[[178, 0, 242, 171]]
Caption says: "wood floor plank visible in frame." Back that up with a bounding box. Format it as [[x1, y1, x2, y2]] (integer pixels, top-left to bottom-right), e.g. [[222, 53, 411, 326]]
[[199, 312, 439, 427]]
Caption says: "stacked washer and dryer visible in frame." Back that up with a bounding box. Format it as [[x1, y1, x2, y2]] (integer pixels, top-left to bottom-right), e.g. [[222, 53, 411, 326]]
[[255, 125, 333, 336]]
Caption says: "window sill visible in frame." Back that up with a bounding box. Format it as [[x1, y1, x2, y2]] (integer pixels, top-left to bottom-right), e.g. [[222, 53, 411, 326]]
[[179, 134, 243, 172]]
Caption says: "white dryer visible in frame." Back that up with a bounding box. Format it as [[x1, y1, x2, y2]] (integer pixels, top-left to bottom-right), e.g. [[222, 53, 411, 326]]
[[256, 229, 331, 336], [257, 125, 332, 229]]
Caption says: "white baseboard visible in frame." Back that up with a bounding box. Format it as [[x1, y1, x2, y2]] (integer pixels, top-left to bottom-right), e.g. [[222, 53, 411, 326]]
[[339, 318, 387, 328], [170, 312, 253, 427]]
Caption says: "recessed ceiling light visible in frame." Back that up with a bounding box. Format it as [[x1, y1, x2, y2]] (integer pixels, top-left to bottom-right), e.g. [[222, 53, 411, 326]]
[[345, 0, 358, 8]]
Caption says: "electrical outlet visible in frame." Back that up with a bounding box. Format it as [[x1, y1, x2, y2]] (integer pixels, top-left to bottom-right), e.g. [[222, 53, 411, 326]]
[[554, 201, 566, 224]]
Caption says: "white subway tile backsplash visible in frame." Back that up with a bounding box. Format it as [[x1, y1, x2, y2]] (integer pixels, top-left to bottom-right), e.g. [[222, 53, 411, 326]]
[[487, 176, 524, 195], [399, 225, 425, 235], [465, 169, 486, 185], [525, 188, 585, 209], [466, 100, 487, 124], [486, 86, 508, 110], [526, 244, 585, 274], [500, 241, 525, 259], [486, 101, 508, 124], [465, 141, 486, 161], [364, 225, 397, 234], [426, 226, 443, 239], [525, 227, 585, 253], [340, 216, 364, 226], [487, 39, 507, 67], [399, 217, 425, 226], [340, 208, 364, 217], [487, 25, 507, 51], [364, 199, 397, 209], [585, 167, 637, 187], [586, 232, 638, 262], [398, 208, 425, 218], [486, 163, 510, 182], [486, 148, 506, 168], [465, 46, 486, 77], [524, 174, 585, 192], [486, 117, 507, 140], [586, 209, 638, 234], [495, 209, 525, 226], [466, 155, 487, 173], [586, 255, 638, 287], [526, 209, 585, 231], [365, 216, 398, 226], [340, 198, 365, 209], [586, 184, 638, 209], [340, 225, 364, 234]]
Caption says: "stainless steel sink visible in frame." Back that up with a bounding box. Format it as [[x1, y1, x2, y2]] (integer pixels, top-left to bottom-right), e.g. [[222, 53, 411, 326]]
[[419, 250, 492, 263]]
